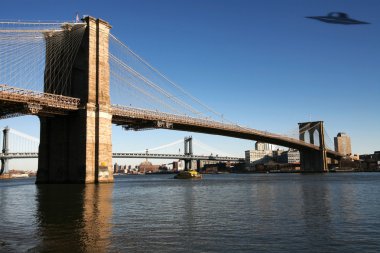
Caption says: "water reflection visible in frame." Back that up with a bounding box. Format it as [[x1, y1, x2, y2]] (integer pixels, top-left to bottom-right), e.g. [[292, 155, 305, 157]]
[[34, 184, 113, 252], [1, 174, 380, 252], [300, 177, 335, 251], [82, 183, 113, 252], [182, 183, 196, 235]]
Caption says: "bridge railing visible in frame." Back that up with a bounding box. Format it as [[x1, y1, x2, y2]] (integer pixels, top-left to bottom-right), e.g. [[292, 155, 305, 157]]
[[0, 84, 80, 110], [0, 152, 38, 158]]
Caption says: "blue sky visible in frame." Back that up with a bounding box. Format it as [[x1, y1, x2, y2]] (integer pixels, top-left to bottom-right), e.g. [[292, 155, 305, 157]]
[[1, 0, 379, 170]]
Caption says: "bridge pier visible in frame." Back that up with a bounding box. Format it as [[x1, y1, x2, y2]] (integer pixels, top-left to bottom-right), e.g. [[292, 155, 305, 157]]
[[37, 17, 113, 183], [184, 136, 193, 170], [298, 121, 328, 172], [196, 160, 201, 172], [1, 127, 9, 174]]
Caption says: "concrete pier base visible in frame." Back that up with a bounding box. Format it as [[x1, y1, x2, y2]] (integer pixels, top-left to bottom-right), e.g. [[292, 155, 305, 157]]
[[300, 149, 328, 172]]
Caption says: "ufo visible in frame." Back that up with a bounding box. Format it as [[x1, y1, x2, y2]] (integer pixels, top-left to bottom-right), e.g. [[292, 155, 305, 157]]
[[306, 12, 370, 25]]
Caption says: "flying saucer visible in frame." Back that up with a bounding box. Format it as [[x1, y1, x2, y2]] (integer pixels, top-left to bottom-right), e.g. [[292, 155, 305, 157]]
[[306, 12, 370, 25]]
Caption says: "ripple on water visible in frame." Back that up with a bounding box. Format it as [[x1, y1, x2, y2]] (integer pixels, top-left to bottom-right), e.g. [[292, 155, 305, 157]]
[[1, 173, 380, 252]]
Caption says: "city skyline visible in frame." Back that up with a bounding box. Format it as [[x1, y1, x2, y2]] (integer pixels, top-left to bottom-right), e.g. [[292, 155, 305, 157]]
[[1, 0, 379, 170]]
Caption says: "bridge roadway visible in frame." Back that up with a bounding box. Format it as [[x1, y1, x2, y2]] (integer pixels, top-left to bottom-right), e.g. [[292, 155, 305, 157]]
[[0, 84, 80, 118], [112, 105, 343, 159], [0, 85, 343, 160], [0, 152, 244, 162]]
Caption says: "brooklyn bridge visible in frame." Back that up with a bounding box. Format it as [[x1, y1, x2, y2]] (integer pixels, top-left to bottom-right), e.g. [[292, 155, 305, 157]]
[[0, 17, 344, 183]]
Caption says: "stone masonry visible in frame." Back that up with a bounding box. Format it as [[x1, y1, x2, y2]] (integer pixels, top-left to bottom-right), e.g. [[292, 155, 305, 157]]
[[37, 17, 113, 183]]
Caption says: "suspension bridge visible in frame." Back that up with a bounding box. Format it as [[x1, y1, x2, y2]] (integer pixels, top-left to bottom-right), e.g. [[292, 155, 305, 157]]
[[0, 127, 244, 174], [0, 17, 344, 183]]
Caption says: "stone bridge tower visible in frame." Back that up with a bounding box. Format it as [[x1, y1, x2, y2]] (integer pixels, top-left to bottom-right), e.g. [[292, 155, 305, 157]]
[[37, 17, 113, 183], [298, 121, 328, 172]]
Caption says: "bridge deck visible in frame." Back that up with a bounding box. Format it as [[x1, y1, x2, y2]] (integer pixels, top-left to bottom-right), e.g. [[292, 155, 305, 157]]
[[0, 84, 80, 118], [112, 105, 343, 159], [0, 85, 343, 159]]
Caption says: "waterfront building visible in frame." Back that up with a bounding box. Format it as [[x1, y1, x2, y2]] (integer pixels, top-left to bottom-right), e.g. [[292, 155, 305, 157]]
[[359, 151, 380, 161], [245, 142, 300, 166], [272, 149, 286, 162], [287, 149, 300, 163], [200, 160, 219, 168], [350, 154, 360, 161], [245, 142, 274, 165], [359, 151, 380, 171], [334, 132, 352, 156], [138, 161, 160, 173], [245, 150, 273, 164], [272, 149, 300, 164]]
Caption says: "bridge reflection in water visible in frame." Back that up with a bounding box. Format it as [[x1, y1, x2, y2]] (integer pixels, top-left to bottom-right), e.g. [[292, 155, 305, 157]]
[[1, 174, 380, 252], [34, 183, 113, 252]]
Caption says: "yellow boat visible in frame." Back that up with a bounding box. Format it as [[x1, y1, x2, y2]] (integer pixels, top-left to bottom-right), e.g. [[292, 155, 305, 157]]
[[174, 170, 202, 179]]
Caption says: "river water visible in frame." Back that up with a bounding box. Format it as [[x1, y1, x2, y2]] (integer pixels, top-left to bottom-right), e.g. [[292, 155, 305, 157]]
[[0, 173, 380, 252]]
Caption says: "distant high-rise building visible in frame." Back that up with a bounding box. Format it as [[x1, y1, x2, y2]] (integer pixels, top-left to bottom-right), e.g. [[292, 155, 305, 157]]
[[334, 132, 352, 156], [255, 142, 272, 151]]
